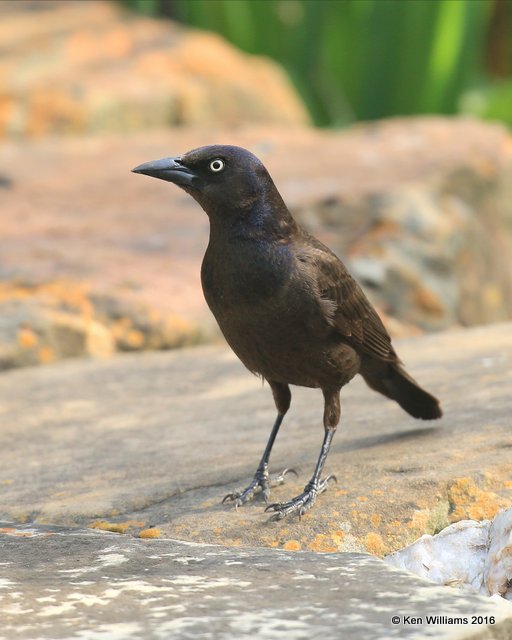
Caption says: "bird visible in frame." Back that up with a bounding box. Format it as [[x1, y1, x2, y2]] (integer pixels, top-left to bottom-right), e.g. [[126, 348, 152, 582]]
[[132, 145, 442, 520]]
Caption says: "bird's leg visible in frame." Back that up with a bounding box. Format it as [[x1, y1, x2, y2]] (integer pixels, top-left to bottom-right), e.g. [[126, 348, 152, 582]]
[[265, 387, 340, 521], [223, 382, 293, 508]]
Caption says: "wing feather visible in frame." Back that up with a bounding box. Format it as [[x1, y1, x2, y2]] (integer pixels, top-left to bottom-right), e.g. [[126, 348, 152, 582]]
[[296, 231, 396, 362]]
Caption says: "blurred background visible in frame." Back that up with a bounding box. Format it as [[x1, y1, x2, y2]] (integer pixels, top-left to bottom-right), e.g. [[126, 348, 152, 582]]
[[125, 0, 512, 128], [1, 0, 512, 371]]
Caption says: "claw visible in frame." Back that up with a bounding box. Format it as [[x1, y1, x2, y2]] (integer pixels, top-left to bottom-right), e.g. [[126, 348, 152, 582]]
[[223, 467, 297, 509], [268, 510, 287, 522], [264, 473, 335, 521]]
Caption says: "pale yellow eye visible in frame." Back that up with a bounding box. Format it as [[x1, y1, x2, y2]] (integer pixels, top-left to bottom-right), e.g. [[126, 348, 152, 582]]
[[209, 159, 225, 173]]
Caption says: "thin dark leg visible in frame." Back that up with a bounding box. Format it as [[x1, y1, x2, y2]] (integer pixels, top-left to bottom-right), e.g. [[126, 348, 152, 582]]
[[265, 387, 341, 520], [223, 382, 295, 507], [256, 413, 285, 475]]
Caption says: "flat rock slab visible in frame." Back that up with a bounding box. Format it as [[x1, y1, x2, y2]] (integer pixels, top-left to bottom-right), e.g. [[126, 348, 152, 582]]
[[1, 522, 511, 640], [0, 322, 511, 555]]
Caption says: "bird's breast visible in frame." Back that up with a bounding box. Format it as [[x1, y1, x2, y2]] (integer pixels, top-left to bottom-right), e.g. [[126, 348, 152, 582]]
[[200, 237, 347, 386], [201, 238, 292, 311]]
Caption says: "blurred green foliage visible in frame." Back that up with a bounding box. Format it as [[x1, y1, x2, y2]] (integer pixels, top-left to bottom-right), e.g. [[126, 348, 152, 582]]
[[122, 0, 512, 128]]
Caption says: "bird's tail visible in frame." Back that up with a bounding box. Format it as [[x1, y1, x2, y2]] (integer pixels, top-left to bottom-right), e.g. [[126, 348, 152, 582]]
[[362, 362, 442, 420]]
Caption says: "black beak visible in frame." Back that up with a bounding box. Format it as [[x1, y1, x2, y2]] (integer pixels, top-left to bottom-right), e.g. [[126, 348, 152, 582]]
[[131, 156, 196, 185]]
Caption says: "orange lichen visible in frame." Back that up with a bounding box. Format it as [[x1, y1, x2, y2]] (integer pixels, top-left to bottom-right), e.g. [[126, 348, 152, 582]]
[[330, 530, 345, 546], [138, 528, 161, 539], [38, 346, 55, 364], [370, 514, 382, 528], [407, 509, 430, 532], [282, 539, 302, 551], [18, 327, 38, 348], [448, 477, 508, 522], [125, 329, 145, 348], [308, 533, 338, 553], [89, 520, 131, 534], [364, 532, 388, 556]]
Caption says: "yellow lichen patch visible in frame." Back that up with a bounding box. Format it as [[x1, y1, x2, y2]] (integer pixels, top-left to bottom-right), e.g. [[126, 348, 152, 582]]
[[406, 501, 450, 538], [483, 284, 503, 310], [282, 539, 302, 551], [18, 326, 38, 348], [125, 329, 145, 349], [122, 520, 145, 528], [307, 533, 338, 553], [357, 496, 368, 502], [330, 530, 345, 546], [165, 314, 194, 335], [38, 346, 55, 364], [138, 528, 161, 539], [448, 477, 508, 522], [89, 520, 131, 534], [44, 281, 94, 317], [364, 532, 388, 557], [407, 509, 430, 532], [370, 514, 382, 528]]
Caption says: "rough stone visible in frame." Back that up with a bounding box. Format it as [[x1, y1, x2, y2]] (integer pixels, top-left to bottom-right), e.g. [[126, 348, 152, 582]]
[[0, 283, 203, 370], [0, 322, 511, 557], [0, 0, 309, 136], [2, 118, 512, 368], [1, 522, 511, 640], [386, 508, 512, 599]]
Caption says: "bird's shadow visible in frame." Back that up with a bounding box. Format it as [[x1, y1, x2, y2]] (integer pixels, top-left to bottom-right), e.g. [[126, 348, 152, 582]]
[[340, 425, 441, 453]]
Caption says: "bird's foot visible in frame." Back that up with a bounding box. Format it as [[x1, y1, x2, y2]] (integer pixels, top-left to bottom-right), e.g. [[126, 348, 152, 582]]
[[222, 467, 297, 508], [264, 474, 337, 521]]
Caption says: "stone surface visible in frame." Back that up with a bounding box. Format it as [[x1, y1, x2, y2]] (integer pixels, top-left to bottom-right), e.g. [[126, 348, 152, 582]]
[[0, 0, 308, 136], [386, 508, 512, 599], [1, 322, 511, 557], [1, 522, 511, 640], [2, 118, 512, 368]]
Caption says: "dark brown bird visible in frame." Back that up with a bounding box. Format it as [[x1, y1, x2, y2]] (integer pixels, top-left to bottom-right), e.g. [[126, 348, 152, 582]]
[[132, 145, 442, 520]]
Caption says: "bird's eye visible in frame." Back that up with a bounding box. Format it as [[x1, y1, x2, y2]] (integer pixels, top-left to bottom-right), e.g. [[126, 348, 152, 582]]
[[209, 159, 225, 173]]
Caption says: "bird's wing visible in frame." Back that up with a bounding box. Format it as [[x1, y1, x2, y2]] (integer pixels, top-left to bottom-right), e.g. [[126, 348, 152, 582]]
[[296, 232, 396, 361]]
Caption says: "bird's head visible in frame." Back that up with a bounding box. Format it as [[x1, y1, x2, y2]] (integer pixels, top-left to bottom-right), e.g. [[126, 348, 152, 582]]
[[132, 145, 278, 216]]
